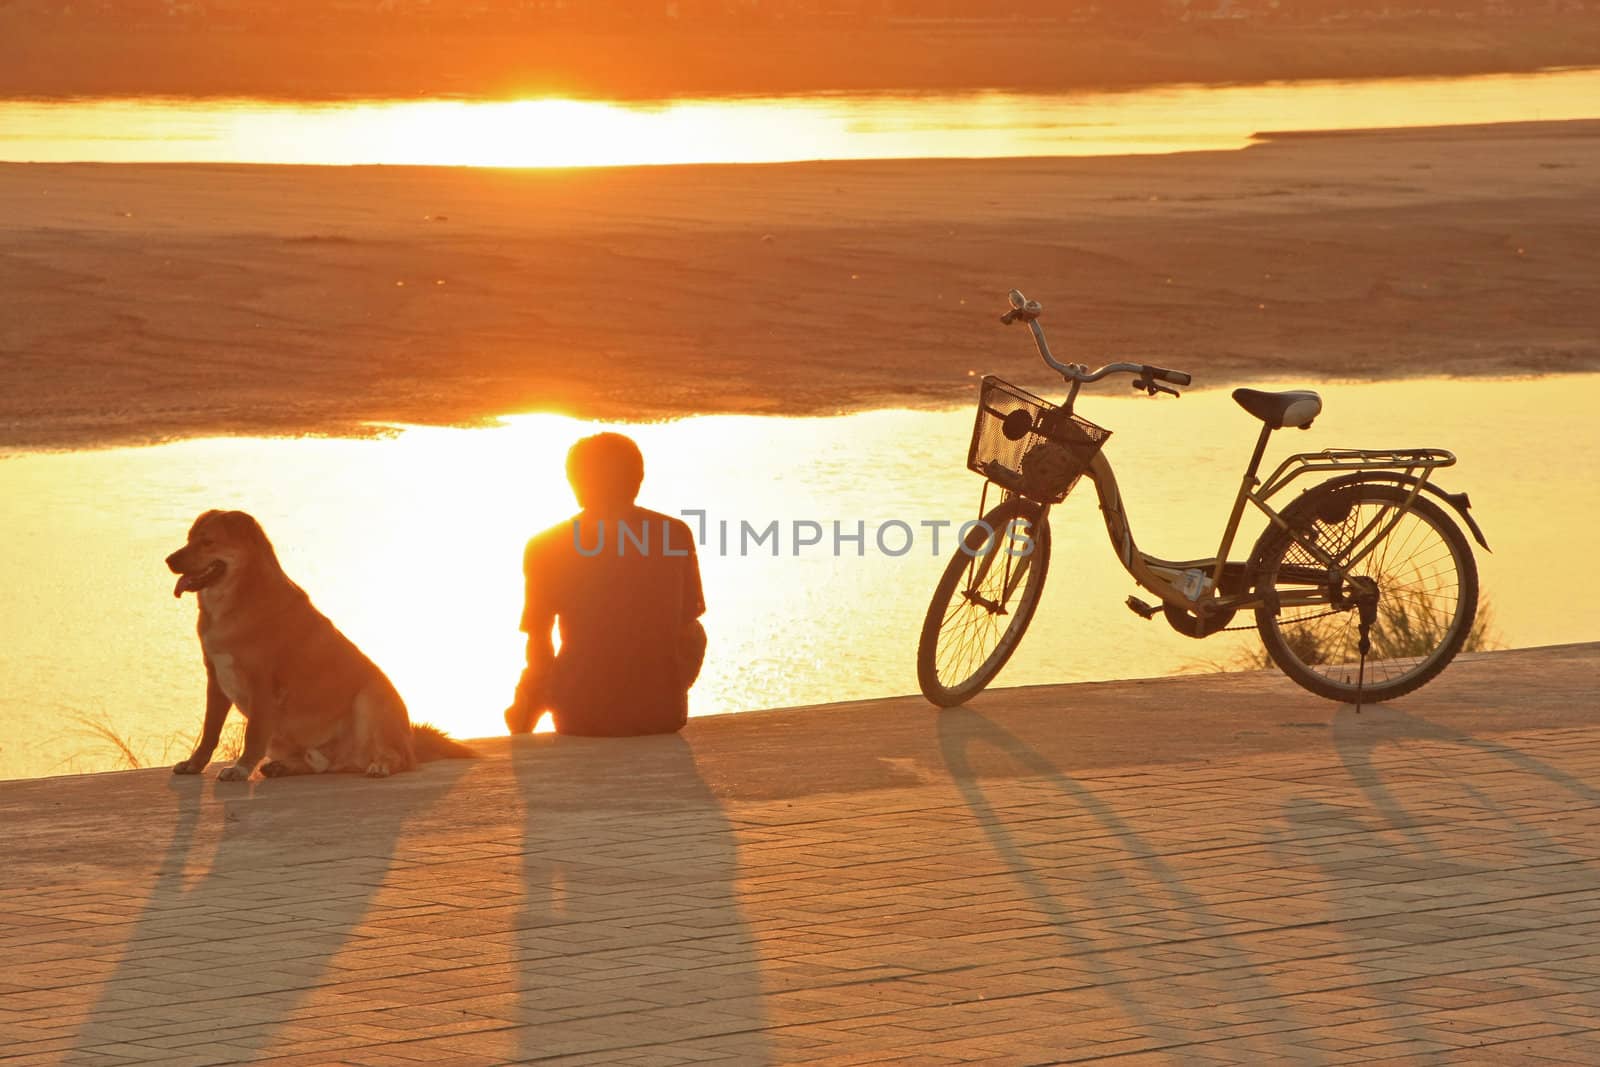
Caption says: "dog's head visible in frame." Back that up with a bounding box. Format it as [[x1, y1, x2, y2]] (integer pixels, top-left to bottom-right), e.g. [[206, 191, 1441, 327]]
[[166, 510, 275, 598]]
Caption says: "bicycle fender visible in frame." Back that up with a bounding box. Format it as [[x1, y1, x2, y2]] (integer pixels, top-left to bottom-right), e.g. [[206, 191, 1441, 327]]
[[1287, 472, 1491, 553]]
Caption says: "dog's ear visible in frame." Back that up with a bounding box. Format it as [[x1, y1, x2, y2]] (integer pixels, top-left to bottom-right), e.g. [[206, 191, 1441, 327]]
[[217, 510, 257, 540], [218, 511, 275, 552], [188, 509, 225, 539], [221, 511, 287, 573]]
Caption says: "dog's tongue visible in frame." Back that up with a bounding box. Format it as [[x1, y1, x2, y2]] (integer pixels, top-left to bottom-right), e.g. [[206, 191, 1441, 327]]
[[173, 573, 196, 598]]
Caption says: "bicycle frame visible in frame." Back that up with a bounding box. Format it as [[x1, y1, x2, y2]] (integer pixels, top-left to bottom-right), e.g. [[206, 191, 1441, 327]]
[[1040, 419, 1458, 620], [1004, 289, 1470, 625], [923, 288, 1488, 712]]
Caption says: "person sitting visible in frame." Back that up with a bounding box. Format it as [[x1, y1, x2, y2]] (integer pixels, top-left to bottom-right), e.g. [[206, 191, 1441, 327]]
[[505, 432, 706, 737]]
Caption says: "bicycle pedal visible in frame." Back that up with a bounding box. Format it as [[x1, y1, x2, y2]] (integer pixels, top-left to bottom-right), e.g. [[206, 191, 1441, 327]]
[[1125, 596, 1160, 620]]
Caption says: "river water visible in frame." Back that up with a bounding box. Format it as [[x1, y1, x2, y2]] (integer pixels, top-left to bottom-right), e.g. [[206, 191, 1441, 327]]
[[1, 374, 1594, 781], [2, 69, 1597, 167]]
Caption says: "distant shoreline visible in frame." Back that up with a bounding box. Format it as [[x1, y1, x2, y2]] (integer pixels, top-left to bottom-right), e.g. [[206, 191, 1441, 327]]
[[3, 16, 1600, 100], [1, 118, 1595, 452]]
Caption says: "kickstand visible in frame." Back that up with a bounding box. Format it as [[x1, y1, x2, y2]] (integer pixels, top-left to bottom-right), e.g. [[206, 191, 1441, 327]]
[[1351, 578, 1378, 714], [1355, 646, 1367, 714]]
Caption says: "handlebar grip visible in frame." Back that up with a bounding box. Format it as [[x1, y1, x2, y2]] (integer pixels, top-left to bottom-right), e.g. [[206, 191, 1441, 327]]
[[1151, 366, 1192, 387], [1002, 295, 1042, 323]]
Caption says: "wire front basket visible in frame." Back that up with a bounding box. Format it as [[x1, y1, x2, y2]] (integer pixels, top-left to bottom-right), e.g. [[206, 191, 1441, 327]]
[[967, 376, 1111, 503]]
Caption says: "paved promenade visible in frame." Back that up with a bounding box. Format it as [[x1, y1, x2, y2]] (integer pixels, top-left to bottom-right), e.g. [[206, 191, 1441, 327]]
[[3, 644, 1598, 1065]]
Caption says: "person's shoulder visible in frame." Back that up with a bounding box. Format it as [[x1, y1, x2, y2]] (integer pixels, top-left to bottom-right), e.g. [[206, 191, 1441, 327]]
[[635, 508, 698, 548], [525, 516, 579, 563], [635, 505, 685, 527], [529, 517, 577, 547]]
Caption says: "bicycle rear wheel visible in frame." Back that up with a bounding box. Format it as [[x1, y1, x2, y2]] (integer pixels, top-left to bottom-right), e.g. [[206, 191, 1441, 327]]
[[917, 497, 1051, 707], [1251, 482, 1478, 704]]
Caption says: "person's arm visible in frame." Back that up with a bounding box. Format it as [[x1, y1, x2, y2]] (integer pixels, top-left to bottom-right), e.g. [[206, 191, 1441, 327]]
[[518, 614, 556, 707], [507, 538, 556, 733], [678, 518, 706, 621], [676, 521, 707, 689]]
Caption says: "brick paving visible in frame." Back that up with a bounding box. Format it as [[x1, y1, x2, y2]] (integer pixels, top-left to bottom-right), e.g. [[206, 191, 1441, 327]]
[[2, 644, 1598, 1065]]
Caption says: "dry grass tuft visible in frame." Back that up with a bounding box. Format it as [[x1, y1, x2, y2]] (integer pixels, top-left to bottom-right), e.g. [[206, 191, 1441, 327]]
[[65, 714, 247, 773], [1182, 595, 1502, 675]]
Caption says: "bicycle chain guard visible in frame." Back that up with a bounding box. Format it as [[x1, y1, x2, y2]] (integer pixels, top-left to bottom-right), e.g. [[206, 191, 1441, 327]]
[[1163, 602, 1238, 639]]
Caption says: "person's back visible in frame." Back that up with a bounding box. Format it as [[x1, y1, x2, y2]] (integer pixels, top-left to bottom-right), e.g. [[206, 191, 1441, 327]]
[[507, 435, 705, 737]]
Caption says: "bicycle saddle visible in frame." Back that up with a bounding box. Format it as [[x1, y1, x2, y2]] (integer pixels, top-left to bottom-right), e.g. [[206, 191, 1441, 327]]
[[1232, 388, 1321, 430]]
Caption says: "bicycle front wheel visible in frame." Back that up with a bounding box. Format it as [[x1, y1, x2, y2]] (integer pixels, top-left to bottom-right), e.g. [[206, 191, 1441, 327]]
[[1252, 482, 1478, 704], [917, 497, 1052, 707]]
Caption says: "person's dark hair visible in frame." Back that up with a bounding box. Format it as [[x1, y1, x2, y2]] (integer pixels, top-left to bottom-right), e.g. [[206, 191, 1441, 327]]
[[566, 433, 645, 509]]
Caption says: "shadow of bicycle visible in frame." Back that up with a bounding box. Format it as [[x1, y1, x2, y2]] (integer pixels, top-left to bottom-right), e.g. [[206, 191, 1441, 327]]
[[937, 705, 1329, 1059]]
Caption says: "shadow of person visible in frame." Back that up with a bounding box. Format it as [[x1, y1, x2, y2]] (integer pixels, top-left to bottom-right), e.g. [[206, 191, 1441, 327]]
[[508, 731, 771, 1063], [67, 762, 469, 1063], [936, 705, 1326, 1059]]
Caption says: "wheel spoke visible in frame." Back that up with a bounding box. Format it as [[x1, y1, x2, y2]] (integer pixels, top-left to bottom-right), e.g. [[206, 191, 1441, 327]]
[[1258, 488, 1476, 703], [919, 506, 1051, 705]]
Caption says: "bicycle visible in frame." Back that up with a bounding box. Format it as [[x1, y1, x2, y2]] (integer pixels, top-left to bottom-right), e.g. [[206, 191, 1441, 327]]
[[917, 289, 1490, 709]]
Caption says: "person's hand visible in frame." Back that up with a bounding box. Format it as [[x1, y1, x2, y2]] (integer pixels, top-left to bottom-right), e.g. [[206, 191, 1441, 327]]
[[678, 619, 707, 689], [505, 668, 546, 734], [505, 702, 537, 735]]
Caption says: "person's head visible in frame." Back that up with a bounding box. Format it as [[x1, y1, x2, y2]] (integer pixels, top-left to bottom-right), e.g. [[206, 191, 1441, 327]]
[[566, 432, 645, 511]]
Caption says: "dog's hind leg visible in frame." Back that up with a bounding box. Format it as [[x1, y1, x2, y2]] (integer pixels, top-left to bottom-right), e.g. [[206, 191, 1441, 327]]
[[261, 754, 313, 778], [351, 680, 415, 778], [260, 740, 335, 777]]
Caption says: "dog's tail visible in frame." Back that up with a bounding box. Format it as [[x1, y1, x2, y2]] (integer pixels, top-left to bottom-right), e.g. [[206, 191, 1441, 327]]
[[412, 722, 480, 762]]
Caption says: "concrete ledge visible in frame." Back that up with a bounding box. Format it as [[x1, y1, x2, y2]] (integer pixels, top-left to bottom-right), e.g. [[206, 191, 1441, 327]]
[[2, 644, 1597, 1064]]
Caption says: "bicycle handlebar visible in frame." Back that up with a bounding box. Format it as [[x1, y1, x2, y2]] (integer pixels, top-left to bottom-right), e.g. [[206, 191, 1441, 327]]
[[1002, 288, 1192, 393]]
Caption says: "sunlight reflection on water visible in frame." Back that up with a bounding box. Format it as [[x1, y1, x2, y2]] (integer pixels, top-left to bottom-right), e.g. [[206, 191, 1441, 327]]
[[2, 69, 1598, 166], [1, 374, 1595, 780]]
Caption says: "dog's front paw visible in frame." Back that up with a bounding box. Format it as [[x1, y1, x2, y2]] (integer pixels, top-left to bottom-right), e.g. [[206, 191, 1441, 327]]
[[217, 764, 253, 782], [172, 758, 204, 775]]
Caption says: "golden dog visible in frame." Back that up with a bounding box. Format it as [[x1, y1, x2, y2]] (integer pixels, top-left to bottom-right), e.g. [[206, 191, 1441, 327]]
[[166, 509, 475, 780]]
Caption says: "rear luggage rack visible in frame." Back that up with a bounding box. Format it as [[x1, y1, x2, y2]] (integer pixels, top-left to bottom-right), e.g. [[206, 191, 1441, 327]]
[[1259, 448, 1455, 499]]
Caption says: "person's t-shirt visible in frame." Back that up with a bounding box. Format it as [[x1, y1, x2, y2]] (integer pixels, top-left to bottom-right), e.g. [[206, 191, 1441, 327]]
[[522, 506, 705, 736]]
